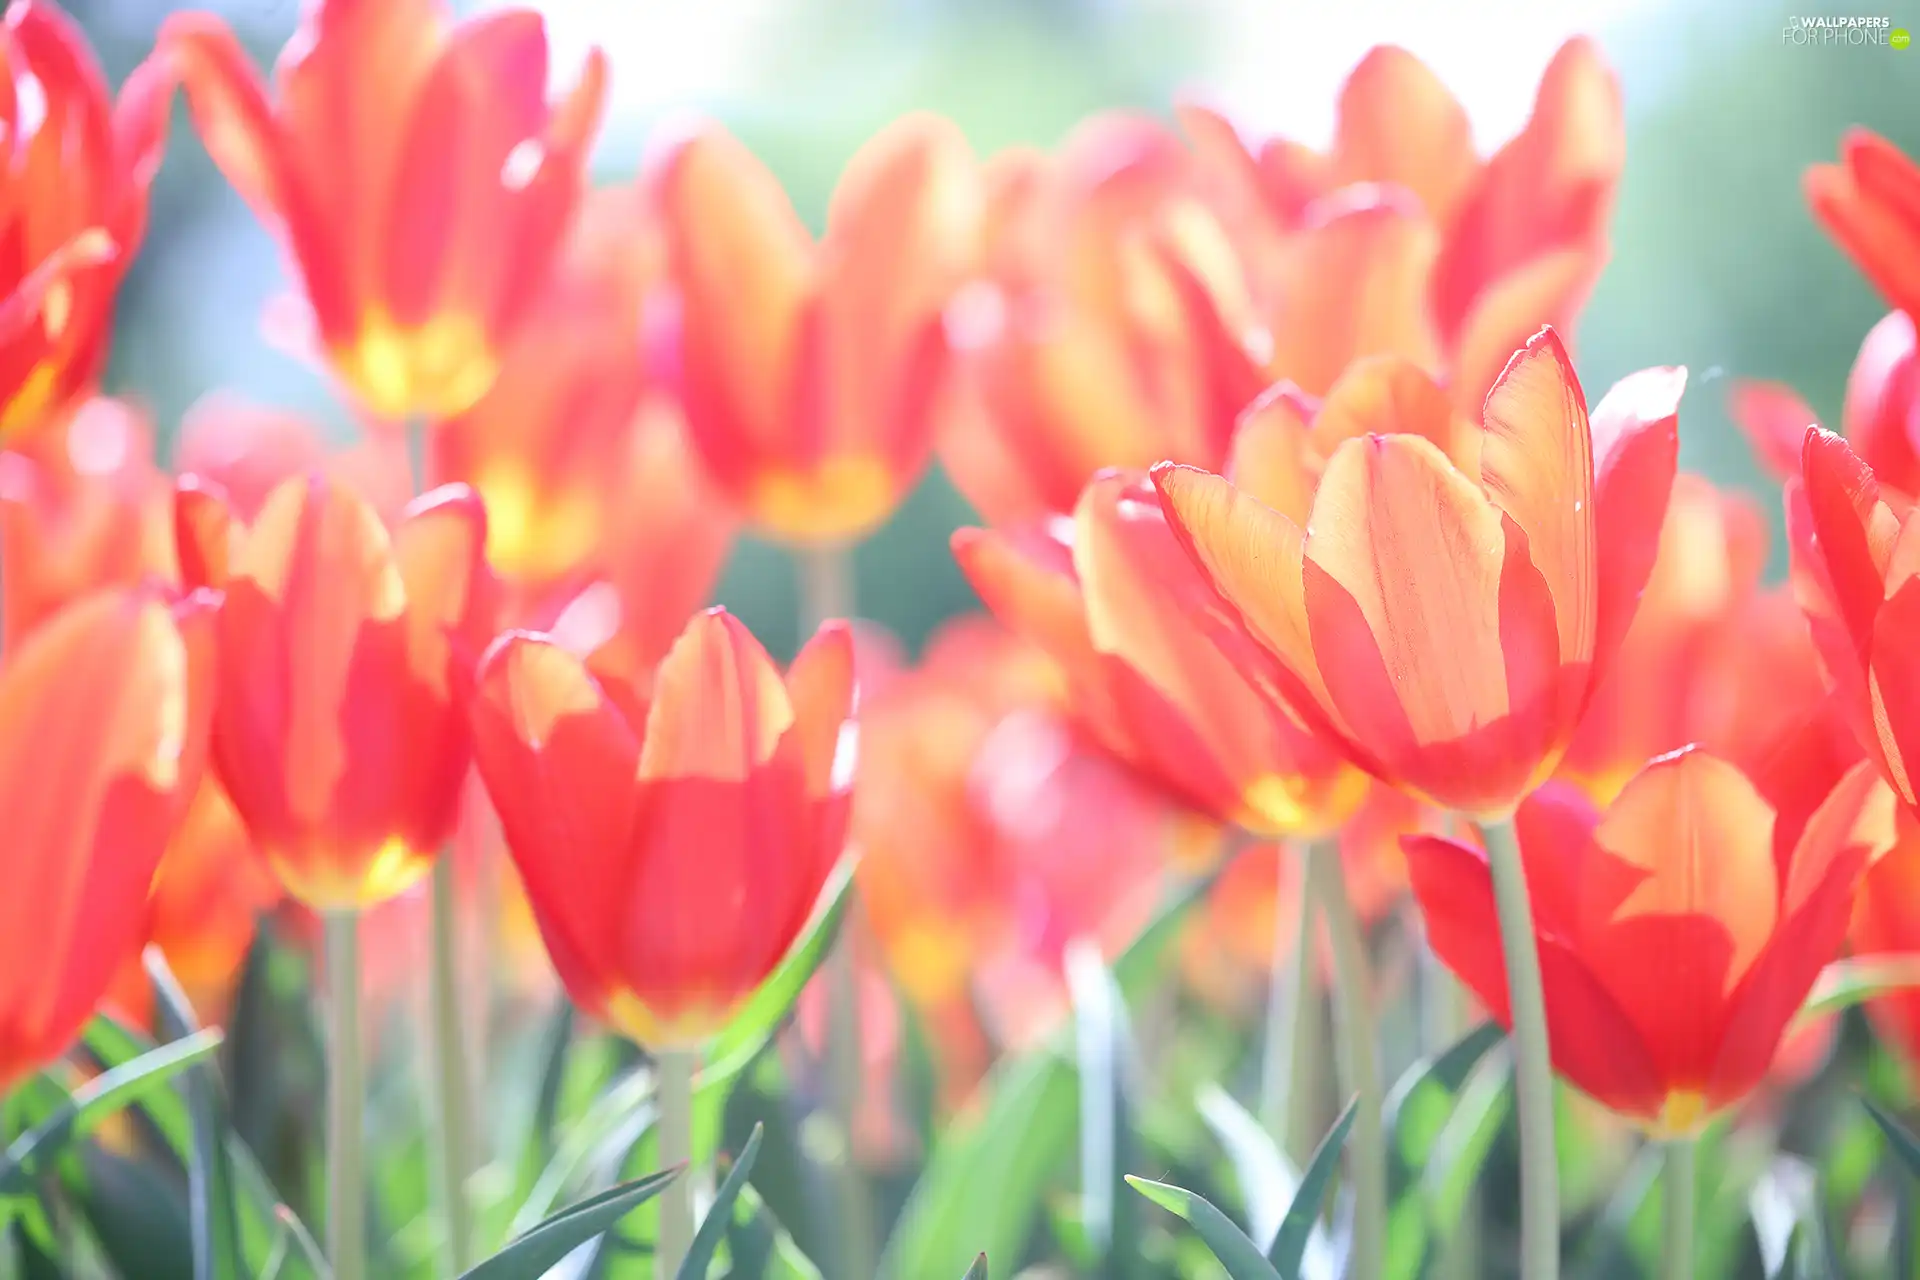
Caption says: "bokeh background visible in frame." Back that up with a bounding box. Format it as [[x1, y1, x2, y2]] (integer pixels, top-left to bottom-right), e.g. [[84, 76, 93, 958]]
[[71, 0, 1920, 655]]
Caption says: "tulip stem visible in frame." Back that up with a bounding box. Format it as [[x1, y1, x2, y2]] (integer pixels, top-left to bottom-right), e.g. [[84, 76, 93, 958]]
[[1258, 841, 1316, 1152], [1662, 1138, 1696, 1280], [325, 911, 365, 1280], [656, 1049, 696, 1278], [1481, 816, 1560, 1280], [427, 858, 476, 1272], [1305, 838, 1385, 1280], [799, 543, 875, 1278]]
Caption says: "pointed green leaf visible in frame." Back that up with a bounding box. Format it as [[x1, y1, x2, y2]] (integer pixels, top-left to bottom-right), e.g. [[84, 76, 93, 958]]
[[1866, 1097, 1920, 1181], [1268, 1097, 1358, 1278], [460, 1169, 679, 1279], [1196, 1084, 1297, 1252], [1126, 1176, 1281, 1279], [0, 1027, 223, 1194], [1798, 956, 1920, 1026], [963, 1254, 988, 1279], [148, 948, 246, 1280], [1066, 941, 1140, 1271], [675, 1124, 765, 1280], [1422, 1054, 1511, 1236]]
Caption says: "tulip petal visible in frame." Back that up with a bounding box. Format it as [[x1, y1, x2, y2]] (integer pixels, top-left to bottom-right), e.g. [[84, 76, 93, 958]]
[[1728, 379, 1823, 482], [158, 13, 286, 218], [392, 483, 491, 653], [785, 620, 858, 801], [1806, 131, 1920, 319], [1224, 384, 1318, 525], [1449, 246, 1600, 417], [1586, 364, 1684, 690], [1332, 46, 1476, 225], [1150, 463, 1334, 732], [1870, 576, 1920, 805], [951, 524, 1100, 677], [1313, 354, 1463, 467], [1578, 750, 1779, 1084], [1268, 193, 1441, 398], [1801, 427, 1900, 662], [639, 609, 793, 784], [1478, 328, 1595, 665], [1843, 309, 1920, 493], [173, 476, 234, 592], [469, 632, 639, 1010]]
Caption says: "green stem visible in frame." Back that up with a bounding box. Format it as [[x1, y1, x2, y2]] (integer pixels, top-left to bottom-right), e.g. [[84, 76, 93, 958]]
[[428, 859, 476, 1272], [1427, 955, 1482, 1280], [1662, 1139, 1695, 1280], [1305, 838, 1385, 1280], [656, 1050, 696, 1278], [798, 543, 874, 1279], [325, 912, 365, 1280], [1481, 816, 1560, 1280], [1258, 841, 1316, 1151]]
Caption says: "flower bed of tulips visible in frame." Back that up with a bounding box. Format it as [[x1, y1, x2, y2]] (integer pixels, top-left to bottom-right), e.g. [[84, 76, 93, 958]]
[[2, 2, 1920, 1278]]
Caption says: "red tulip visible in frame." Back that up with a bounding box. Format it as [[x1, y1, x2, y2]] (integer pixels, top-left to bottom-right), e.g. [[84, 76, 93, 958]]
[[161, 0, 608, 421], [1805, 129, 1920, 319], [1731, 309, 1920, 499], [653, 115, 976, 544], [1155, 328, 1682, 818], [468, 609, 855, 1048], [174, 473, 495, 909], [0, 585, 217, 1093], [0, 1, 172, 439], [1850, 797, 1920, 1076], [1790, 427, 1920, 809], [1406, 748, 1887, 1135]]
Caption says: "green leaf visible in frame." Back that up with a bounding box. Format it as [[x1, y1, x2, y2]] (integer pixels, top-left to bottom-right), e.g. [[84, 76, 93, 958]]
[[80, 1016, 194, 1156], [0, 1026, 223, 1194], [1268, 1097, 1358, 1278], [962, 1254, 988, 1279], [725, 1181, 822, 1280], [704, 861, 854, 1083], [1385, 1021, 1504, 1171], [1865, 1097, 1920, 1181], [877, 869, 1215, 1280], [513, 1002, 577, 1211], [1422, 1053, 1511, 1237], [676, 1123, 764, 1280], [1196, 1084, 1296, 1252], [65, 1146, 195, 1280], [148, 948, 246, 1280], [461, 1169, 680, 1280], [1797, 956, 1920, 1025], [1065, 941, 1140, 1273], [1126, 1176, 1280, 1280]]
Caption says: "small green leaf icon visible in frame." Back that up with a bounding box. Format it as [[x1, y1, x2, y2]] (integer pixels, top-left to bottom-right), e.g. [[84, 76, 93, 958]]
[[1893, 27, 1912, 48]]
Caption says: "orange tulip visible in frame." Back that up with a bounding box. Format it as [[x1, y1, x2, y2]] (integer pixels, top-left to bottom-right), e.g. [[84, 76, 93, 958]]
[[431, 183, 676, 585], [1850, 798, 1920, 1075], [1405, 748, 1887, 1135], [1806, 129, 1920, 320], [1732, 309, 1920, 501], [1558, 475, 1838, 805], [1789, 426, 1920, 809], [467, 609, 856, 1048], [0, 584, 217, 1095], [1181, 40, 1622, 412], [174, 473, 496, 909], [1155, 328, 1683, 818], [161, 0, 608, 421], [653, 115, 977, 544], [0, 398, 175, 648], [938, 115, 1265, 524], [0, 1, 172, 439], [954, 468, 1364, 837]]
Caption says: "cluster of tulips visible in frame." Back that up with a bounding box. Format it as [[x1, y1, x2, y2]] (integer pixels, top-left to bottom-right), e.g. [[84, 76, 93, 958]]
[[7, 0, 1920, 1276]]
